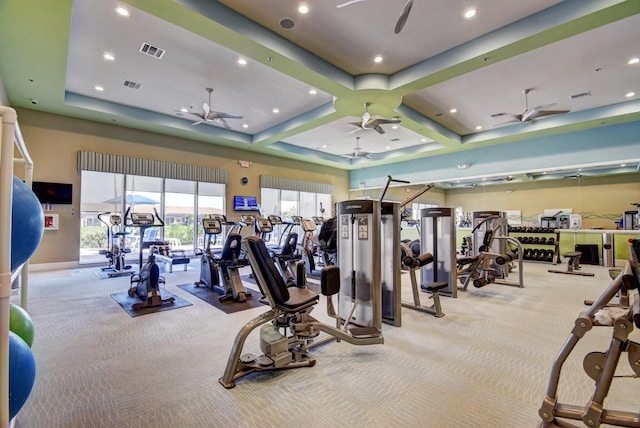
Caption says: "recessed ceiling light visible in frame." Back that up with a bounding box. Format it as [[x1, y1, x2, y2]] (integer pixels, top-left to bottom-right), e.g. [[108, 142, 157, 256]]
[[298, 4, 309, 14], [308, 88, 317, 95], [374, 56, 383, 63], [464, 8, 476, 19], [475, 125, 482, 130], [180, 107, 188, 113], [103, 53, 115, 61], [94, 85, 104, 91], [628, 57, 639, 65], [481, 177, 487, 181], [322, 144, 328, 149], [115, 6, 130, 17], [625, 91, 636, 98], [238, 58, 247, 65], [242, 124, 249, 129], [620, 163, 627, 167], [449, 108, 457, 113], [391, 125, 398, 129], [272, 108, 280, 114], [386, 146, 391, 150], [420, 138, 427, 142]]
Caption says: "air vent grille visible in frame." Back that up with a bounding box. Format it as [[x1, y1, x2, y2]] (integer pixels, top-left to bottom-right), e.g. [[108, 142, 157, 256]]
[[123, 80, 141, 90], [570, 91, 591, 99], [139, 42, 165, 59], [390, 138, 400, 142], [491, 112, 506, 118]]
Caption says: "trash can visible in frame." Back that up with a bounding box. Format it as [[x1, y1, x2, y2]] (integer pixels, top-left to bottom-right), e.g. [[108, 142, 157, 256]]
[[602, 233, 614, 267]]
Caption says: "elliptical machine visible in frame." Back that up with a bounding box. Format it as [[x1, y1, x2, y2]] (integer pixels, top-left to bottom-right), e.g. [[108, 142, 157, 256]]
[[97, 212, 133, 277], [125, 207, 175, 310], [195, 217, 252, 303]]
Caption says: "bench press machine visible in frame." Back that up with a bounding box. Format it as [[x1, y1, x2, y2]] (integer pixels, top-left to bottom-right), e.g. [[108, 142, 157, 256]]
[[219, 236, 383, 389], [539, 242, 640, 427]]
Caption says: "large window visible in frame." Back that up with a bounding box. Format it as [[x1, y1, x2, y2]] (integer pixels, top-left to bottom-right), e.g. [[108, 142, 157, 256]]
[[79, 172, 225, 265], [260, 188, 331, 221]]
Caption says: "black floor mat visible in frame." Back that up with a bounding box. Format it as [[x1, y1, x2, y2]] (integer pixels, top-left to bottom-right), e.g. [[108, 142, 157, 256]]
[[110, 290, 192, 317], [176, 283, 266, 314]]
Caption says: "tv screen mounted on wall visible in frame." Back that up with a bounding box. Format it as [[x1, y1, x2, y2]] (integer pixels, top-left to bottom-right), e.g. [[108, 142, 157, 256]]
[[233, 195, 259, 211], [31, 181, 73, 205]]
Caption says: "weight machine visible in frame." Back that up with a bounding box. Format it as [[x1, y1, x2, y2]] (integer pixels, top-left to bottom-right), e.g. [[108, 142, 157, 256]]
[[539, 241, 640, 428]]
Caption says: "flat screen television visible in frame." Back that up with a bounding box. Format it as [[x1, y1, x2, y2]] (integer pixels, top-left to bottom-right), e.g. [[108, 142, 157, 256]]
[[233, 195, 259, 211], [31, 181, 73, 205]]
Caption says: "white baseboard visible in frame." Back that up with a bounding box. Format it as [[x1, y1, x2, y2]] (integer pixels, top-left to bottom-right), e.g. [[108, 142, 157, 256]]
[[28, 261, 84, 272]]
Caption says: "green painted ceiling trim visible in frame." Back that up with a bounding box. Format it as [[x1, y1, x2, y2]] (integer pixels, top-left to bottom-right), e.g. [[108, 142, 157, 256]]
[[164, 0, 355, 97]]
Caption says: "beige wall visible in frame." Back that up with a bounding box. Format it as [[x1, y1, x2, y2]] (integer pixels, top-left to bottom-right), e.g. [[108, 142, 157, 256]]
[[16, 109, 349, 265], [13, 108, 640, 266], [445, 175, 640, 229]]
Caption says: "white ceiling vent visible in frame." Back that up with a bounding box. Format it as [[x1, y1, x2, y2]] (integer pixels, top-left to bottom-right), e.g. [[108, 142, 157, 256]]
[[139, 42, 165, 59], [570, 91, 591, 100], [123, 80, 141, 90]]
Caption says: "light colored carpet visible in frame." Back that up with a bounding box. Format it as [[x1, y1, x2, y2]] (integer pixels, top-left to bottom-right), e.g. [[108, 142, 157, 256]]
[[14, 261, 638, 427]]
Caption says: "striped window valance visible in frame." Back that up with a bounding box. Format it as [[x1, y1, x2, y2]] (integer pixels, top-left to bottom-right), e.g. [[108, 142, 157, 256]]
[[77, 151, 228, 184], [260, 175, 333, 194]]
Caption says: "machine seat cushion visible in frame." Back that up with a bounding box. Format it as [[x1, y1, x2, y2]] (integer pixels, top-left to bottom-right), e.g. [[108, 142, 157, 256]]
[[275, 287, 319, 311], [564, 251, 582, 258], [421, 282, 448, 292]]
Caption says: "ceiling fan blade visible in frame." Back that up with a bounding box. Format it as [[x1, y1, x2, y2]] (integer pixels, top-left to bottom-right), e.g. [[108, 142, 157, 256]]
[[373, 124, 386, 134], [214, 118, 231, 129], [192, 120, 203, 126], [534, 109, 571, 118], [336, 0, 367, 8], [208, 111, 244, 120], [202, 102, 211, 119], [394, 0, 413, 34]]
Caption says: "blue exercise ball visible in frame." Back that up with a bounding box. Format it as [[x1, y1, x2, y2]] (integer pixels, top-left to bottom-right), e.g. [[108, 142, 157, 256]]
[[9, 331, 37, 419], [10, 176, 44, 271]]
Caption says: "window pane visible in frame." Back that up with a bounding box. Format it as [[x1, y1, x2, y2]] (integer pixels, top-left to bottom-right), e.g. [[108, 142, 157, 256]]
[[317, 193, 332, 218], [281, 190, 298, 220], [126, 176, 162, 260], [197, 183, 226, 247], [80, 171, 125, 265], [260, 188, 280, 216], [165, 179, 195, 250], [299, 192, 316, 218]]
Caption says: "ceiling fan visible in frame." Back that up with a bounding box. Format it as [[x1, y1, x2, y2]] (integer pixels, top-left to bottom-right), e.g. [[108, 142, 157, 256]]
[[341, 137, 372, 159], [189, 88, 243, 128], [347, 102, 401, 134], [492, 88, 570, 125], [336, 0, 414, 34]]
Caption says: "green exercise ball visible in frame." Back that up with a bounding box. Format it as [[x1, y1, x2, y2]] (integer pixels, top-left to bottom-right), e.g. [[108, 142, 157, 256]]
[[9, 303, 35, 347]]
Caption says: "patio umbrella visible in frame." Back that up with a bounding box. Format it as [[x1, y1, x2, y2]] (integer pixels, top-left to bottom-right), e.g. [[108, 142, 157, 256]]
[[103, 194, 159, 205]]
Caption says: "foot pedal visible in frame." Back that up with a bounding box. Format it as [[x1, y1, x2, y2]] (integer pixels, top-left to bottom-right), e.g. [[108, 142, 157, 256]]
[[349, 326, 381, 339]]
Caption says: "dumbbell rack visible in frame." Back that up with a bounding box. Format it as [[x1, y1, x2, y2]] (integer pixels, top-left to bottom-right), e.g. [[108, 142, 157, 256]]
[[508, 226, 560, 264]]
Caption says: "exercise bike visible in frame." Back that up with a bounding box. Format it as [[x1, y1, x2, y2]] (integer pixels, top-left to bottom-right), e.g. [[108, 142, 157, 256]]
[[97, 212, 133, 277], [125, 207, 175, 310], [195, 217, 252, 303]]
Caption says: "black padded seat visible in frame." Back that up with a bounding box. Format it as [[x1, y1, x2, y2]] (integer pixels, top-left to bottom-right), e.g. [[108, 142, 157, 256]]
[[421, 282, 448, 292], [244, 236, 318, 313], [276, 287, 319, 311]]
